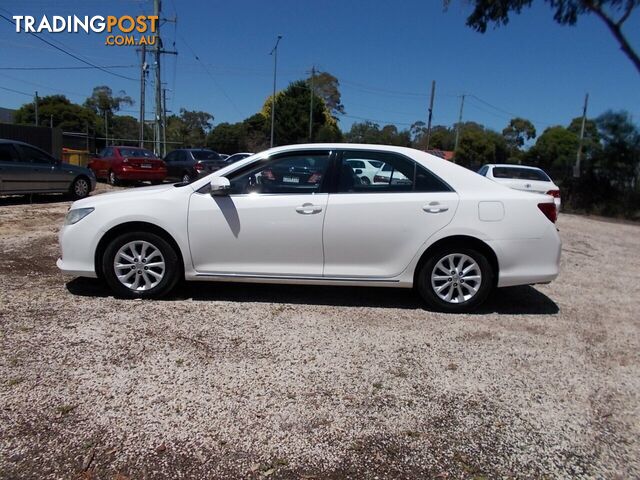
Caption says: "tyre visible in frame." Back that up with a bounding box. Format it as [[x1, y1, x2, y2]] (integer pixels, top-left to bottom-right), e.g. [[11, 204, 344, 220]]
[[416, 246, 494, 313], [360, 176, 371, 185], [108, 170, 119, 186], [182, 173, 192, 183], [102, 231, 180, 299], [70, 176, 90, 200]]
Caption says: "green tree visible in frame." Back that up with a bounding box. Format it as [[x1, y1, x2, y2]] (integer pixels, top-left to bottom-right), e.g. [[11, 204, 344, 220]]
[[84, 86, 134, 117], [262, 80, 332, 145], [307, 71, 345, 117], [449, 0, 640, 73], [110, 115, 140, 145], [14, 94, 97, 132], [594, 110, 640, 188], [527, 126, 579, 176], [503, 117, 536, 148]]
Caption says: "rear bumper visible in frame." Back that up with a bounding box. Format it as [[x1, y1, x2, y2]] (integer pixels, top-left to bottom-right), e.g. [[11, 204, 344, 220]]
[[117, 168, 167, 181], [488, 223, 562, 288]]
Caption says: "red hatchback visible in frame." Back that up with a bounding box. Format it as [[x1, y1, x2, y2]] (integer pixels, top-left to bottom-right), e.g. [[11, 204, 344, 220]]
[[89, 146, 167, 186]]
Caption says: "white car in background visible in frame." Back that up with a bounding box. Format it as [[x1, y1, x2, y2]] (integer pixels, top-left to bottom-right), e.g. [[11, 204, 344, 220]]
[[478, 164, 561, 211], [373, 162, 411, 185], [345, 158, 383, 184], [58, 144, 561, 313]]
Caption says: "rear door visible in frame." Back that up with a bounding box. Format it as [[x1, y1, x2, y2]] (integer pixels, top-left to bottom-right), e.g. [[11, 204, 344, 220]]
[[0, 143, 28, 193], [15, 144, 69, 192], [322, 150, 459, 278]]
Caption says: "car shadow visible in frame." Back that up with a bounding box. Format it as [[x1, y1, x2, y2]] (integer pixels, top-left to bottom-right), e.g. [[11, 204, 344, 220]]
[[65, 278, 559, 315], [0, 193, 71, 206]]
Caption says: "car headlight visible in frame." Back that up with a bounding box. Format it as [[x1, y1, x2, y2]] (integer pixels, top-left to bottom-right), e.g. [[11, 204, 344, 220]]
[[65, 207, 94, 225]]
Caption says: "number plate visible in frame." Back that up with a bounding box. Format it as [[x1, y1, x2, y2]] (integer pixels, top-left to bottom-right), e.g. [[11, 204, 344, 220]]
[[283, 176, 299, 183], [140, 163, 152, 169]]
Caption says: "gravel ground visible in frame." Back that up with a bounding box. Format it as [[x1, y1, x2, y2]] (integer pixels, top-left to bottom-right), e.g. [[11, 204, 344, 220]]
[[1, 185, 639, 479]]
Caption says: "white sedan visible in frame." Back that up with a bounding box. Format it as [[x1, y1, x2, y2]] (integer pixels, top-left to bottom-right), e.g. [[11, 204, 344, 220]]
[[58, 144, 561, 312], [478, 164, 561, 211]]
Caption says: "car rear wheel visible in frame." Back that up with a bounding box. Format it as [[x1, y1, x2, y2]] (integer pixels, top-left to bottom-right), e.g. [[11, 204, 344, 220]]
[[108, 170, 119, 186], [102, 232, 180, 299], [416, 247, 494, 312], [70, 176, 90, 199]]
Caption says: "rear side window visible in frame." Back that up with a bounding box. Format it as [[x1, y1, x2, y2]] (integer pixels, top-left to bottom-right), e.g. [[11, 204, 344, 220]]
[[493, 167, 550, 181], [338, 151, 451, 193], [0, 144, 19, 162]]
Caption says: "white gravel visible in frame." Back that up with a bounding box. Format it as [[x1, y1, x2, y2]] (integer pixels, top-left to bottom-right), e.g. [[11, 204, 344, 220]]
[[1, 188, 639, 479]]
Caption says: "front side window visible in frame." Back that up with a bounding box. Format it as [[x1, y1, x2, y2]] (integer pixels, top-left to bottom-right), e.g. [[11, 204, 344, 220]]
[[0, 144, 19, 162], [228, 153, 330, 195], [19, 145, 55, 164], [338, 151, 451, 193]]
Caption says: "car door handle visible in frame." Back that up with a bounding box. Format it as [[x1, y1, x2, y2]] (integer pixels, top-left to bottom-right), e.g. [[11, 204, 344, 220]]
[[423, 202, 449, 213], [296, 203, 323, 215]]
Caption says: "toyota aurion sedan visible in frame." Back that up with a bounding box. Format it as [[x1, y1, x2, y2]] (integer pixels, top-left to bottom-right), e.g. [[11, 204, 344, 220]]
[[58, 144, 561, 312]]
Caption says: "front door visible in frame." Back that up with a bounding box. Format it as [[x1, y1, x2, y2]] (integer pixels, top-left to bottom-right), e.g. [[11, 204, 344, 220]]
[[188, 150, 332, 276], [322, 150, 459, 278], [0, 143, 28, 193]]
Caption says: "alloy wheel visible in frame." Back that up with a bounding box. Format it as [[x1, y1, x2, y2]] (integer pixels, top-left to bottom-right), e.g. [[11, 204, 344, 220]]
[[430, 253, 482, 304], [74, 178, 89, 198], [113, 240, 165, 291]]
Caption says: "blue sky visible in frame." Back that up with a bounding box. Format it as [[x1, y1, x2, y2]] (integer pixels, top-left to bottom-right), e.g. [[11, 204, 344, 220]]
[[0, 0, 638, 136]]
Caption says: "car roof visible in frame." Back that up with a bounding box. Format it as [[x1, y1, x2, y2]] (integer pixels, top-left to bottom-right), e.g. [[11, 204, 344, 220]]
[[0, 139, 40, 147]]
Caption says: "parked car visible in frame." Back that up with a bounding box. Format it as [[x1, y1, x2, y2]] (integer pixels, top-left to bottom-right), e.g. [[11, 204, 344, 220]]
[[88, 146, 166, 186], [478, 164, 561, 211], [0, 139, 95, 199], [373, 162, 411, 185], [346, 158, 383, 184], [163, 149, 226, 183], [224, 152, 254, 165], [58, 144, 561, 312]]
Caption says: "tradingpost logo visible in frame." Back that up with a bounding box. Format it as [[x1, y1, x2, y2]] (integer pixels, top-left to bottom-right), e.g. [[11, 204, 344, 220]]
[[12, 15, 159, 46]]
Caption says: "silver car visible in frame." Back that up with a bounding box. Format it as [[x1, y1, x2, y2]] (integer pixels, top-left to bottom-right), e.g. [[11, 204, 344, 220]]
[[0, 139, 96, 199]]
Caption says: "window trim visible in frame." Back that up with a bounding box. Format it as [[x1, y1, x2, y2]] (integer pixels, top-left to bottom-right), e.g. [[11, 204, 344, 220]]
[[198, 149, 335, 196], [331, 149, 454, 194]]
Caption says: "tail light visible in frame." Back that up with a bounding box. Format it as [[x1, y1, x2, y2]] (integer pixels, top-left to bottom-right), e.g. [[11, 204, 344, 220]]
[[122, 157, 129, 164], [307, 172, 322, 183], [194, 162, 205, 172], [546, 189, 560, 198], [538, 202, 557, 223], [373, 175, 386, 183]]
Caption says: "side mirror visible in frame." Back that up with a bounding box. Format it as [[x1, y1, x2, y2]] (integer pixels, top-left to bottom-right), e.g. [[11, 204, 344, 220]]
[[210, 176, 230, 196]]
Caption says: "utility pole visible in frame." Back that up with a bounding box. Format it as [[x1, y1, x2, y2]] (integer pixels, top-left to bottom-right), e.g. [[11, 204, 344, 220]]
[[574, 93, 589, 178], [162, 87, 168, 156], [269, 35, 282, 148], [308, 65, 315, 141], [104, 110, 108, 146], [34, 91, 39, 126], [139, 44, 147, 148], [453, 94, 465, 161], [425, 80, 436, 150], [152, 0, 177, 156]]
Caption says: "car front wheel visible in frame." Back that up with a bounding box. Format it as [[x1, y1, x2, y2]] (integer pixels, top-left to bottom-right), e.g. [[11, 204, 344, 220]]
[[416, 247, 494, 312], [102, 232, 180, 299]]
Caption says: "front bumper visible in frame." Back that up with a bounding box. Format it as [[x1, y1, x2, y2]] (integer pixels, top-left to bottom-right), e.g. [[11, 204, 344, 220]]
[[57, 223, 98, 278]]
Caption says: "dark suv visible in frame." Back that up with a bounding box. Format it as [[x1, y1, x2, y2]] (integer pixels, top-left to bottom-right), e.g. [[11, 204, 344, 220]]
[[163, 149, 226, 183], [0, 139, 96, 199]]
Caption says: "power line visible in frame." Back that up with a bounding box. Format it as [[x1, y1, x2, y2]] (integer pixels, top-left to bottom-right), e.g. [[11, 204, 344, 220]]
[[0, 12, 137, 82], [0, 65, 137, 71], [0, 85, 32, 96]]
